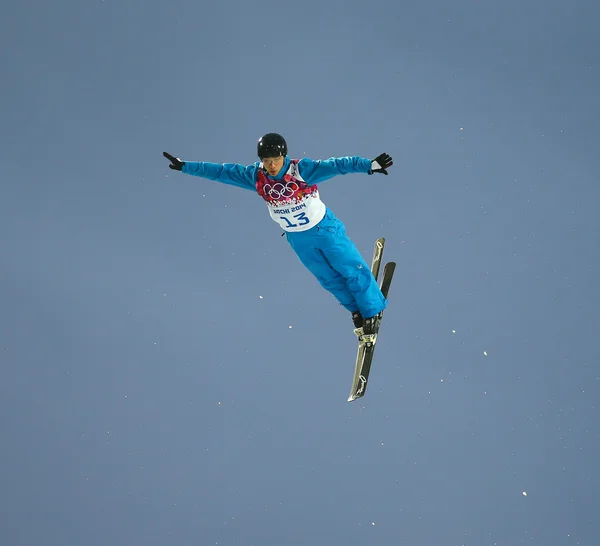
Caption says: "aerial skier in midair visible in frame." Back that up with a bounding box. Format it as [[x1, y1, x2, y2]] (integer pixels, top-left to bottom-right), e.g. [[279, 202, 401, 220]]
[[163, 133, 393, 334]]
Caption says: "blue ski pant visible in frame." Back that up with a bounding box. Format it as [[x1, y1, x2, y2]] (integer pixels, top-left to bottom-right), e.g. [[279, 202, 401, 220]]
[[285, 209, 387, 319]]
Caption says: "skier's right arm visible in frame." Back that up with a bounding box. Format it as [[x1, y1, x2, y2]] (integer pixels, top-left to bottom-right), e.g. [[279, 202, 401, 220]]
[[183, 161, 258, 190], [163, 152, 257, 191]]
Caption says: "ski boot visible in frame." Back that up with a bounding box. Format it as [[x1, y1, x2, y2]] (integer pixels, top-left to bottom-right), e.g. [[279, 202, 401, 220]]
[[352, 311, 364, 337]]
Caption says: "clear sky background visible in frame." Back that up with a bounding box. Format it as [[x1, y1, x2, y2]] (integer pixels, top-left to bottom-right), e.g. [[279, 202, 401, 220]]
[[2, 0, 599, 545]]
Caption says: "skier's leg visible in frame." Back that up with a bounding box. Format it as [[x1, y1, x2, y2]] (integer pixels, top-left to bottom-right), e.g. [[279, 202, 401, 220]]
[[286, 231, 359, 313], [317, 212, 387, 319]]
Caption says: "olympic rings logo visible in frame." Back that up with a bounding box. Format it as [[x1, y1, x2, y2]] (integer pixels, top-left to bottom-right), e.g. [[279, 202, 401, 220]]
[[262, 181, 300, 200]]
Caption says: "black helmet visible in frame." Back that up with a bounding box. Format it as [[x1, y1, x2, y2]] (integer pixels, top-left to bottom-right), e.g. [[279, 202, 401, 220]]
[[257, 133, 287, 159]]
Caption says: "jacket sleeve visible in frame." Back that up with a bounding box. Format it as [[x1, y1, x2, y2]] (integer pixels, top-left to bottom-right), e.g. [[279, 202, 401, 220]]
[[297, 156, 372, 184], [181, 161, 258, 191]]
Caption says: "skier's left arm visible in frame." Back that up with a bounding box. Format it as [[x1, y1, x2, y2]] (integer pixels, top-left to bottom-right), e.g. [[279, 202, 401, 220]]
[[298, 153, 393, 184]]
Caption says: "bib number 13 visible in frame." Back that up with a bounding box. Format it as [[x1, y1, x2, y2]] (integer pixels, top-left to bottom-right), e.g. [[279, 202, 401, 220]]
[[281, 212, 310, 229]]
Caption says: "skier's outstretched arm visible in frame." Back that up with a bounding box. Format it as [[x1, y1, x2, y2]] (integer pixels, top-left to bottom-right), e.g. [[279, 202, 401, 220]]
[[298, 153, 393, 184], [163, 152, 257, 191]]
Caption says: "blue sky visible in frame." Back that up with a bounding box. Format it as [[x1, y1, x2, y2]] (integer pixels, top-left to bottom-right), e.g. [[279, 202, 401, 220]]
[[2, 0, 599, 545]]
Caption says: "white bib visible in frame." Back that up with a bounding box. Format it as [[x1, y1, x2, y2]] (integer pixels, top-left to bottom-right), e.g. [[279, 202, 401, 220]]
[[265, 190, 326, 232], [257, 161, 326, 232]]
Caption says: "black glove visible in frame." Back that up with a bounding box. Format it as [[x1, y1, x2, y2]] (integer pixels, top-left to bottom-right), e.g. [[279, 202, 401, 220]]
[[163, 152, 185, 171], [369, 152, 393, 175]]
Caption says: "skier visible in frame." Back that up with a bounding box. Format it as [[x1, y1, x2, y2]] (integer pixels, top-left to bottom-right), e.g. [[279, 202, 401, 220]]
[[162, 133, 393, 333]]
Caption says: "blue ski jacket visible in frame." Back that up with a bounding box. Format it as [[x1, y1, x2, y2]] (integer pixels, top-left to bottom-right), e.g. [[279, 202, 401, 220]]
[[181, 156, 373, 189]]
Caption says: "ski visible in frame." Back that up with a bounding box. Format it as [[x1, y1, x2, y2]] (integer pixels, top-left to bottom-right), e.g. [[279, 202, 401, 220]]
[[348, 238, 385, 400], [347, 239, 396, 402]]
